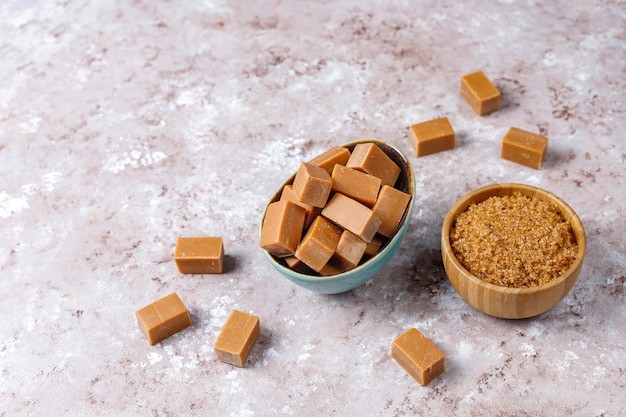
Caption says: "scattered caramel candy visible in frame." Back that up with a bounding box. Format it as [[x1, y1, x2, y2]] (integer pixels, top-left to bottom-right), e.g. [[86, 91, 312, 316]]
[[322, 193, 382, 243], [347, 142, 400, 187], [408, 117, 456, 157], [372, 185, 412, 238], [307, 145, 351, 174], [136, 292, 192, 345], [292, 162, 333, 208], [331, 164, 381, 207], [295, 215, 342, 272], [214, 310, 260, 368], [174, 236, 224, 274], [260, 200, 306, 257], [461, 70, 501, 116], [391, 328, 445, 386], [501, 127, 549, 169]]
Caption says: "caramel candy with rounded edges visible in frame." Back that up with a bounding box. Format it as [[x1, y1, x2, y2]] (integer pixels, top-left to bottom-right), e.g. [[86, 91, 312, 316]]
[[347, 143, 400, 188], [174, 236, 224, 274], [292, 162, 332, 208], [408, 117, 456, 157], [372, 185, 411, 238], [461, 70, 501, 116], [322, 193, 381, 243], [260, 200, 306, 257], [501, 127, 548, 169], [295, 215, 342, 272], [307, 146, 351, 174], [280, 185, 321, 229], [136, 292, 192, 345], [331, 164, 381, 207], [392, 328, 445, 386], [214, 310, 260, 368]]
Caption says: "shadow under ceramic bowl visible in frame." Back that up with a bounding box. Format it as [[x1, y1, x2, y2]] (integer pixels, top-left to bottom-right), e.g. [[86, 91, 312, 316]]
[[441, 183, 586, 319], [261, 139, 415, 294]]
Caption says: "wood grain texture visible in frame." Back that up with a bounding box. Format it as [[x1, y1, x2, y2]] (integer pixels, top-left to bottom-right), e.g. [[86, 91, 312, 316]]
[[441, 183, 586, 319]]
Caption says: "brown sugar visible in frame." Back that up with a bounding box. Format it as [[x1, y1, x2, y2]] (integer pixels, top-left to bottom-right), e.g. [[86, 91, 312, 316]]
[[450, 192, 578, 288]]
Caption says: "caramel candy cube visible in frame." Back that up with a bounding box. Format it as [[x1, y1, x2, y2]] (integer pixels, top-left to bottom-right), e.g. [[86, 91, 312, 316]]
[[322, 193, 381, 243], [364, 235, 386, 258], [214, 310, 260, 368], [284, 255, 315, 274], [501, 127, 548, 169], [331, 165, 381, 207], [292, 162, 332, 208], [280, 185, 321, 229], [330, 230, 367, 272], [461, 70, 501, 116], [346, 143, 400, 188], [295, 215, 342, 272], [136, 292, 192, 345], [319, 229, 368, 275], [372, 186, 411, 238], [408, 117, 456, 157], [174, 236, 224, 274], [307, 146, 351, 174], [260, 200, 306, 257], [392, 328, 445, 386]]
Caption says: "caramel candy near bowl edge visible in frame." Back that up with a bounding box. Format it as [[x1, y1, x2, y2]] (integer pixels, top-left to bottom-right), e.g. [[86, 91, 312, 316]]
[[260, 200, 306, 257], [331, 164, 381, 207], [292, 162, 333, 208], [214, 309, 260, 368], [280, 185, 321, 229], [347, 142, 401, 188], [136, 292, 192, 345], [501, 127, 548, 170], [322, 193, 381, 243], [408, 117, 456, 157], [320, 230, 367, 275], [461, 70, 501, 116], [307, 146, 351, 174], [372, 185, 411, 238], [295, 215, 342, 272], [174, 236, 224, 274], [391, 328, 445, 386]]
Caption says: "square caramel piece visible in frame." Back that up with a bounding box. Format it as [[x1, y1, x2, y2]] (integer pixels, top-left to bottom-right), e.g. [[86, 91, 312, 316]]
[[322, 193, 381, 243], [260, 200, 306, 258], [295, 215, 342, 272], [331, 164, 381, 207], [320, 230, 367, 275], [307, 146, 351, 174], [214, 310, 260, 368], [461, 70, 501, 116], [371, 185, 411, 238], [408, 117, 456, 157], [346, 143, 400, 188], [501, 127, 549, 169], [280, 185, 321, 229], [392, 328, 445, 386], [292, 162, 333, 208], [174, 236, 224, 274], [136, 292, 192, 345]]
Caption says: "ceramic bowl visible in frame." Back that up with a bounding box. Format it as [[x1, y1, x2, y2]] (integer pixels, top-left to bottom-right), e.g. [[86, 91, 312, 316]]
[[441, 183, 586, 319], [260, 139, 415, 294]]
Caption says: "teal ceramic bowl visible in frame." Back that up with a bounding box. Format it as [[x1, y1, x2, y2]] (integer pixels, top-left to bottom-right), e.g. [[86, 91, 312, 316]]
[[260, 139, 415, 294]]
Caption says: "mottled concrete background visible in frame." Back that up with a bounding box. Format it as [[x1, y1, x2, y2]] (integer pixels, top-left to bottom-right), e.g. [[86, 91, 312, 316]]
[[1, 1, 624, 416]]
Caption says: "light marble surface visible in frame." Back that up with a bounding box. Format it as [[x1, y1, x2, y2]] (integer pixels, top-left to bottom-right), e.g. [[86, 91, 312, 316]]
[[1, 1, 625, 416]]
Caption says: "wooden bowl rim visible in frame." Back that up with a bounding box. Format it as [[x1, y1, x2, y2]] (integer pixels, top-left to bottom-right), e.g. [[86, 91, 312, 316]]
[[441, 183, 587, 295], [260, 139, 415, 282]]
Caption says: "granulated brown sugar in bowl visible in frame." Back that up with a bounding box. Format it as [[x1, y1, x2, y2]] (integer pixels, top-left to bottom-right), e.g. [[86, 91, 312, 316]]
[[449, 192, 578, 288]]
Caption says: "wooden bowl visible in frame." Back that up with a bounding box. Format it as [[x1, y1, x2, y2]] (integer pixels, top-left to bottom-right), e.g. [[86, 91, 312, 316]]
[[441, 183, 586, 319], [261, 139, 415, 294]]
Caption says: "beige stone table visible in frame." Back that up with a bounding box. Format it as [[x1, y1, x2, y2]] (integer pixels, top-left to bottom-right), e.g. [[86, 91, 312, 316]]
[[1, 1, 624, 416]]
